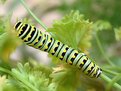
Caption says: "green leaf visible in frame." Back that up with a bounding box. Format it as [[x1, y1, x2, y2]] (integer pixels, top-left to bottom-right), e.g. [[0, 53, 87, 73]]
[[114, 27, 121, 41], [47, 11, 93, 52], [0, 16, 22, 62], [50, 65, 81, 91], [2, 63, 56, 91], [47, 10, 96, 91], [93, 20, 112, 31]]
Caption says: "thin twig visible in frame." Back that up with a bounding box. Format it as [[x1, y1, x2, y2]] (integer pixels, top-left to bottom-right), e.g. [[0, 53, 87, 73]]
[[103, 69, 119, 75], [95, 33, 114, 66], [106, 74, 121, 91], [101, 74, 121, 90], [19, 0, 47, 30]]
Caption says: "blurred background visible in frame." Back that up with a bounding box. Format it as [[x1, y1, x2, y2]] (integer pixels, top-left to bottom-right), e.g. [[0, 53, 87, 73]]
[[0, 0, 121, 64], [0, 0, 121, 91]]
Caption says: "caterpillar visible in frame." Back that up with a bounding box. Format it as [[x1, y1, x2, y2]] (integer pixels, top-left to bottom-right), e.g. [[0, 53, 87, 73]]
[[14, 21, 102, 78]]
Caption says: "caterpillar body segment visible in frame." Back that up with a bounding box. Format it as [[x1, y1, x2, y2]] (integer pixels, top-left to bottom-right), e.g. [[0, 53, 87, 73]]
[[14, 21, 102, 78]]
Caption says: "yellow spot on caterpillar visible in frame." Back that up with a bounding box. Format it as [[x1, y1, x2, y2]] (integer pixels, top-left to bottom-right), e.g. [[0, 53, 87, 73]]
[[35, 39, 38, 42], [81, 62, 84, 65], [45, 45, 48, 49], [49, 39, 51, 42], [72, 55, 75, 58], [63, 49, 66, 52]]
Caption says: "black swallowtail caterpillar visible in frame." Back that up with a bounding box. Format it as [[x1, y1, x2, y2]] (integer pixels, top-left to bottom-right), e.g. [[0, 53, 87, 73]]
[[14, 21, 102, 78]]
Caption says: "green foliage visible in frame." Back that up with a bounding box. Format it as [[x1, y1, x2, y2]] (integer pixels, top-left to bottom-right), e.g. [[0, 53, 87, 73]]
[[50, 65, 81, 91], [58, 0, 121, 26], [1, 63, 56, 91], [48, 11, 93, 52], [0, 0, 7, 4], [93, 20, 112, 32], [114, 27, 121, 41], [0, 16, 20, 62], [47, 11, 104, 91], [0, 75, 6, 91], [0, 0, 121, 91], [90, 20, 115, 64]]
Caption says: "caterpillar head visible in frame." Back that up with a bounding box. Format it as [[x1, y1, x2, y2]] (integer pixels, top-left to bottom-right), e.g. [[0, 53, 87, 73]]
[[95, 68, 102, 78], [91, 66, 102, 78]]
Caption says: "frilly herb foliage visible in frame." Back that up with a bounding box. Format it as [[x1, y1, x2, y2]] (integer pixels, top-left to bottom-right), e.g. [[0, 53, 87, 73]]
[[0, 63, 56, 91], [47, 11, 98, 91], [93, 20, 112, 32], [0, 0, 121, 91], [114, 27, 121, 41], [0, 16, 20, 62], [48, 11, 92, 52]]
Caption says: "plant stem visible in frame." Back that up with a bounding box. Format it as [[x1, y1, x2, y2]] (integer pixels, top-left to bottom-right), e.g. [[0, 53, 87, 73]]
[[106, 74, 121, 91], [104, 66, 121, 71], [19, 0, 47, 30], [101, 73, 121, 90], [95, 33, 114, 66], [0, 67, 12, 75], [103, 69, 118, 75]]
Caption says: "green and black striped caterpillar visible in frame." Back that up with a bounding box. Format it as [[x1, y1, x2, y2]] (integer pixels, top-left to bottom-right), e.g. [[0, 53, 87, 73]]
[[14, 21, 102, 78]]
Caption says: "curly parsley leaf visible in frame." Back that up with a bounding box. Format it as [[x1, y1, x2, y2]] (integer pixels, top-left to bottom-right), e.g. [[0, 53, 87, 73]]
[[47, 11, 93, 52], [2, 63, 56, 91]]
